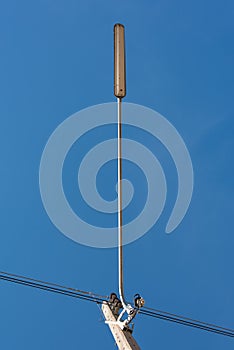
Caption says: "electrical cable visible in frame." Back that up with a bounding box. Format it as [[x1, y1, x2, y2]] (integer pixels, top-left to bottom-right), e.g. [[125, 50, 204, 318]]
[[0, 270, 233, 338], [0, 271, 106, 304], [142, 305, 233, 333], [139, 308, 234, 338], [0, 270, 108, 299]]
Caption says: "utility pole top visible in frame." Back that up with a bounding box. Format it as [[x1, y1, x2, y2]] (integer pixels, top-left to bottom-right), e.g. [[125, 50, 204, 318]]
[[102, 302, 141, 350]]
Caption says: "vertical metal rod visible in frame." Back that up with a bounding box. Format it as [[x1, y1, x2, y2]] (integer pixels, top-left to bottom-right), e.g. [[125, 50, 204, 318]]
[[114, 23, 128, 310], [117, 97, 127, 309]]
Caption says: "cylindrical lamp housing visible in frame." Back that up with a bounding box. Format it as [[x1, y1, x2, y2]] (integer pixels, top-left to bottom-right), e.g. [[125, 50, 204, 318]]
[[114, 24, 126, 98]]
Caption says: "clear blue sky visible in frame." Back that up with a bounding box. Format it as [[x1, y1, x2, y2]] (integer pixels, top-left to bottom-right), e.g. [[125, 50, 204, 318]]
[[0, 0, 234, 349]]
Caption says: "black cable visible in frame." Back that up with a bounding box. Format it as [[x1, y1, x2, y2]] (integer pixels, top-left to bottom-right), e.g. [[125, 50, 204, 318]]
[[0, 270, 108, 299], [142, 305, 233, 333], [1, 271, 233, 339], [0, 273, 106, 304], [139, 309, 234, 338]]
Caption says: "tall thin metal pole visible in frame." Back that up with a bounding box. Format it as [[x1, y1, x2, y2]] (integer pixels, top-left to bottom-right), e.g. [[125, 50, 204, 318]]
[[102, 24, 142, 348], [114, 24, 127, 309], [117, 96, 126, 308]]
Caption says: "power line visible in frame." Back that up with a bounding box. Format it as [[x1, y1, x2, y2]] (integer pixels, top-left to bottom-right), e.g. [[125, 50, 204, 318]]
[[0, 271, 106, 304], [0, 270, 233, 339], [139, 309, 234, 338], [142, 305, 234, 333], [0, 270, 107, 300]]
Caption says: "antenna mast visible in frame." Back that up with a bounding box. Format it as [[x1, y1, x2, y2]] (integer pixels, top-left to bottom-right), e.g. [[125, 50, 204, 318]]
[[114, 23, 127, 310], [102, 24, 144, 349]]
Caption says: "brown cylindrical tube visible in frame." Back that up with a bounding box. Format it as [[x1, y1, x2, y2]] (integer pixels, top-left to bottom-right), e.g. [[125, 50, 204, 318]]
[[114, 24, 126, 98]]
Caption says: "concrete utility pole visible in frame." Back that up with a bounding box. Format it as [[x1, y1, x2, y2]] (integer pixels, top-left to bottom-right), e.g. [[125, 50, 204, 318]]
[[102, 24, 142, 350], [102, 302, 141, 350]]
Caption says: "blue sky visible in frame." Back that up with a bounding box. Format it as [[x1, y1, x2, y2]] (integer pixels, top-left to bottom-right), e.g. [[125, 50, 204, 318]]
[[0, 0, 234, 349]]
